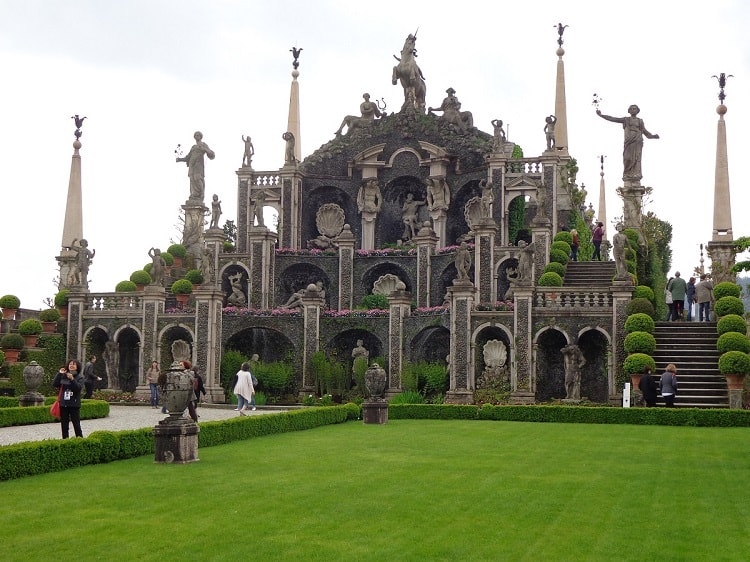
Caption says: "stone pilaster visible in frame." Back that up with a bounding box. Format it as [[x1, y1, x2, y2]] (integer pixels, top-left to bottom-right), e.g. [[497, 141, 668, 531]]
[[429, 209, 448, 248], [300, 292, 324, 392], [387, 290, 412, 395], [446, 281, 474, 404], [192, 286, 225, 402], [530, 223, 551, 283], [247, 227, 277, 309], [65, 288, 87, 362], [611, 282, 635, 401], [337, 225, 355, 311], [235, 170, 251, 253], [473, 219, 498, 304], [181, 200, 208, 266], [413, 222, 438, 308], [511, 287, 534, 403], [137, 285, 166, 390], [203, 228, 225, 287], [279, 169, 304, 249], [617, 184, 645, 233]]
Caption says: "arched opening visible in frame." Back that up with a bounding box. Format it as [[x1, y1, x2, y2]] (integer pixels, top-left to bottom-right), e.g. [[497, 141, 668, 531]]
[[535, 329, 567, 401], [578, 329, 610, 403]]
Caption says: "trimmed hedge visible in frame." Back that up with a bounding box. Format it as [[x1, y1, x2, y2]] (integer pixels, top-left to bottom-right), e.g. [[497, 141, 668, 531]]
[[626, 298, 655, 318], [129, 270, 152, 285], [551, 240, 571, 256], [623, 353, 656, 375], [167, 243, 187, 258], [538, 272, 563, 287], [625, 313, 655, 334], [717, 314, 748, 336], [713, 282, 741, 300], [718, 351, 750, 376], [115, 280, 138, 292], [624, 331, 657, 354], [543, 262, 566, 278], [717, 332, 750, 354], [715, 296, 745, 317], [549, 248, 569, 265], [632, 285, 655, 303], [0, 401, 110, 428]]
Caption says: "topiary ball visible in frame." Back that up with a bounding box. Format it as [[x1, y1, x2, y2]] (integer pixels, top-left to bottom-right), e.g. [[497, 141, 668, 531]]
[[718, 351, 750, 376], [171, 279, 193, 295], [544, 262, 566, 277], [715, 296, 744, 318], [130, 270, 152, 285], [717, 332, 750, 354], [554, 231, 573, 245], [551, 240, 572, 256], [161, 251, 175, 266], [54, 289, 70, 307], [625, 312, 655, 334], [538, 272, 563, 287], [626, 297, 655, 318], [713, 282, 741, 300], [624, 331, 657, 354], [39, 308, 61, 322], [623, 353, 656, 375], [549, 248, 569, 265], [0, 333, 25, 350], [115, 280, 138, 292], [717, 314, 748, 336], [185, 269, 204, 284], [167, 244, 187, 258], [18, 319, 43, 336], [632, 285, 655, 303], [0, 294, 21, 309]]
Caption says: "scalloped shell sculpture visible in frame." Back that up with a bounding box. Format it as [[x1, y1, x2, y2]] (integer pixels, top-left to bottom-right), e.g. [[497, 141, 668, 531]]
[[171, 339, 191, 363], [464, 196, 483, 229], [483, 339, 507, 368], [315, 203, 346, 238], [372, 274, 404, 296]]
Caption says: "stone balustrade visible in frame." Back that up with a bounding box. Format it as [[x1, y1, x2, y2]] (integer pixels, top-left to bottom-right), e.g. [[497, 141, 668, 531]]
[[504, 158, 544, 175], [251, 173, 281, 187], [533, 288, 613, 309], [84, 293, 143, 312]]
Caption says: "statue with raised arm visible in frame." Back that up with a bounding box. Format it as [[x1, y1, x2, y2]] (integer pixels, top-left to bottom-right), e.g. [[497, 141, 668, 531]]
[[251, 188, 266, 227], [491, 119, 506, 151], [401, 193, 426, 241], [596, 104, 659, 184], [426, 177, 450, 211], [65, 238, 95, 287], [283, 132, 296, 164], [148, 247, 165, 286], [428, 87, 473, 132], [241, 135, 254, 167], [176, 131, 215, 203], [335, 93, 383, 136], [357, 178, 382, 214], [210, 194, 222, 229]]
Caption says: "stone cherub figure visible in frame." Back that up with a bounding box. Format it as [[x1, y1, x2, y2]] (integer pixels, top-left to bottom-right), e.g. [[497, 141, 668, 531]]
[[596, 104, 659, 184], [479, 179, 493, 218], [612, 223, 631, 280], [283, 132, 296, 165], [544, 115, 557, 150], [200, 247, 215, 284], [491, 119, 506, 151], [65, 238, 95, 287], [251, 188, 266, 227], [176, 131, 215, 202], [148, 247, 165, 286]]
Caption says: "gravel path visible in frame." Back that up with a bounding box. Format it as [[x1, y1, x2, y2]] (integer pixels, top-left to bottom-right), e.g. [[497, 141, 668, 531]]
[[0, 405, 277, 447]]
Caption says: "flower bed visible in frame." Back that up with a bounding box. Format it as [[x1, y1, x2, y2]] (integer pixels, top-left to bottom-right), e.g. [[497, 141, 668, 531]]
[[276, 247, 338, 256], [222, 306, 301, 317], [322, 308, 390, 318], [355, 247, 417, 257], [475, 301, 514, 312]]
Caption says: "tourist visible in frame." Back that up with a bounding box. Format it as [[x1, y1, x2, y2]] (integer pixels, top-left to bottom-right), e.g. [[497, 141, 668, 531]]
[[667, 272, 687, 321], [664, 278, 675, 321], [660, 364, 678, 407], [52, 360, 85, 438], [189, 365, 206, 422], [695, 274, 714, 322], [82, 355, 101, 399], [591, 222, 604, 261], [685, 277, 697, 321], [569, 228, 579, 262], [233, 362, 256, 414], [158, 367, 168, 413], [638, 366, 658, 407], [145, 360, 161, 409]]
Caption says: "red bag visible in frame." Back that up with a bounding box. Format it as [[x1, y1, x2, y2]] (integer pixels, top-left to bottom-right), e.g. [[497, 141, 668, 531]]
[[50, 387, 63, 418]]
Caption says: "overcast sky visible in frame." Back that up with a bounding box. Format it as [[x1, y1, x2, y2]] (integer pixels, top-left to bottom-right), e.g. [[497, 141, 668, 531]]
[[2, 0, 749, 309]]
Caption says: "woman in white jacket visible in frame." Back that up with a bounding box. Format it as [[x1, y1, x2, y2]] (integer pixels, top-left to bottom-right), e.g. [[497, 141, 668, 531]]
[[233, 362, 256, 414]]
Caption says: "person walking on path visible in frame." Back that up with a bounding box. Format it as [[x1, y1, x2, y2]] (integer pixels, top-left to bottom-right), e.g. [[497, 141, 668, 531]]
[[52, 359, 85, 438], [233, 362, 256, 414], [685, 277, 697, 321], [190, 366, 207, 420], [591, 222, 604, 261], [695, 274, 714, 322], [82, 355, 101, 399], [570, 228, 579, 262], [665, 277, 675, 321], [638, 366, 658, 407], [145, 360, 161, 408], [660, 364, 678, 407], [667, 272, 687, 320]]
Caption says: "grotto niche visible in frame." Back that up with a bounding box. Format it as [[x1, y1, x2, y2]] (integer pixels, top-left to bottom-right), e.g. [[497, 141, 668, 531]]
[[225, 327, 295, 364], [577, 329, 610, 402], [474, 326, 512, 395], [535, 328, 567, 401]]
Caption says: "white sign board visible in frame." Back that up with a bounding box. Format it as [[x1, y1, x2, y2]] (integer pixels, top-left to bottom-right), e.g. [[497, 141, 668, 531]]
[[622, 382, 631, 408]]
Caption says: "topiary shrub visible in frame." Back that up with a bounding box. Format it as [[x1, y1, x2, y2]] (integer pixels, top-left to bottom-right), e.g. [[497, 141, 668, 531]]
[[718, 351, 750, 375], [537, 272, 563, 287], [359, 294, 389, 310], [623, 353, 656, 375], [715, 296, 744, 318], [115, 280, 138, 292], [167, 244, 187, 258], [713, 282, 741, 300], [626, 297, 655, 318], [223, 241, 236, 253], [18, 319, 43, 336], [549, 248, 569, 265], [129, 270, 151, 285], [143, 263, 152, 274], [554, 231, 573, 245], [626, 260, 637, 274], [551, 240, 571, 256], [543, 262, 566, 277], [39, 308, 61, 322], [161, 251, 174, 266], [54, 289, 70, 308], [717, 314, 748, 336], [625, 313, 655, 334], [0, 333, 25, 350], [632, 285, 655, 303], [170, 279, 193, 295], [185, 269, 204, 285], [624, 331, 657, 354], [0, 295, 21, 309], [717, 332, 750, 354], [0, 349, 4, 364]]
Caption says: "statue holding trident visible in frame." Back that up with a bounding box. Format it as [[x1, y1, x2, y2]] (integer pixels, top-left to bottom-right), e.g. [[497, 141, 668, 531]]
[[596, 104, 659, 184]]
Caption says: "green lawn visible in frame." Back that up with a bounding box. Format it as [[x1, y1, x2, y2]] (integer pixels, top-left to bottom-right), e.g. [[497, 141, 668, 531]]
[[2, 420, 749, 561]]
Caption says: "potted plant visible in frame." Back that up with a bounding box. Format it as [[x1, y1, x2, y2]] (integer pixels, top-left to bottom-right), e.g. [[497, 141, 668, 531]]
[[0, 294, 21, 320], [39, 308, 61, 333], [167, 244, 187, 268], [623, 352, 656, 390], [185, 269, 204, 288], [718, 351, 750, 390], [54, 289, 70, 319], [130, 269, 152, 290], [170, 278, 193, 307], [0, 333, 25, 363], [18, 318, 43, 348], [115, 280, 138, 292]]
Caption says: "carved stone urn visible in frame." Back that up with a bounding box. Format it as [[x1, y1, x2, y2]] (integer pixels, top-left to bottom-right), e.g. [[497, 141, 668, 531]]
[[162, 361, 195, 422], [364, 363, 387, 401], [19, 361, 45, 406]]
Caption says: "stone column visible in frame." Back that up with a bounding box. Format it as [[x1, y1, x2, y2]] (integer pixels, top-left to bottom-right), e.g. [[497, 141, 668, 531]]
[[386, 290, 412, 397], [247, 226, 277, 309], [203, 228, 224, 287], [192, 286, 225, 403], [65, 288, 87, 362], [413, 222, 438, 308], [135, 285, 166, 399], [300, 290, 324, 393], [337, 224, 355, 311], [181, 200, 208, 266], [611, 282, 635, 403], [511, 287, 535, 404], [473, 219, 498, 305], [235, 170, 251, 254], [446, 280, 474, 404]]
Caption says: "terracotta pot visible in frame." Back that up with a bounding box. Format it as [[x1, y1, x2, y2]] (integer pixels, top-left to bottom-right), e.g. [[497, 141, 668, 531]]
[[172, 256, 183, 268], [22, 334, 39, 348], [175, 294, 189, 307], [136, 284, 146, 292], [57, 306, 68, 320], [630, 374, 642, 391], [2, 308, 17, 320], [41, 321, 57, 334], [3, 349, 20, 363], [725, 374, 746, 390]]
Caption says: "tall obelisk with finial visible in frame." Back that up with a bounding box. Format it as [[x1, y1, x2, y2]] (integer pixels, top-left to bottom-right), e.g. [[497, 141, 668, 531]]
[[597, 155, 608, 241], [552, 23, 569, 153]]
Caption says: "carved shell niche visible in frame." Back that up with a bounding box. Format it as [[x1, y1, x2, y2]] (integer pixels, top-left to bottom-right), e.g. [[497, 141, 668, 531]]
[[482, 339, 507, 368], [315, 203, 346, 238], [372, 274, 405, 296], [464, 196, 483, 229], [171, 339, 191, 363]]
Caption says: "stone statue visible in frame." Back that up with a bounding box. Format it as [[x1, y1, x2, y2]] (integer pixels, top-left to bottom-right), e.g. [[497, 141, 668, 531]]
[[596, 105, 659, 184], [176, 131, 215, 202], [491, 119, 506, 151], [482, 339, 507, 368], [561, 344, 586, 401], [479, 179, 493, 218], [357, 178, 382, 214], [428, 87, 473, 132], [210, 194, 222, 229], [148, 247, 165, 286], [65, 238, 95, 287], [171, 339, 191, 363], [283, 132, 296, 164], [103, 340, 120, 390], [314, 280, 326, 300], [544, 115, 557, 150], [612, 223, 630, 279], [200, 247, 215, 284], [392, 33, 427, 114], [535, 183, 547, 219], [241, 135, 254, 168], [352, 339, 369, 361], [584, 202, 596, 225], [226, 272, 246, 307], [281, 289, 305, 310], [251, 188, 266, 227], [426, 177, 450, 211], [516, 240, 534, 284], [401, 193, 426, 241], [335, 93, 383, 136], [455, 241, 472, 281]]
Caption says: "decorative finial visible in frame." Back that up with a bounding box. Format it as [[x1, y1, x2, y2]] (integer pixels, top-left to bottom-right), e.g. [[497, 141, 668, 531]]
[[598, 154, 606, 172], [592, 93, 603, 111], [711, 73, 733, 104], [71, 114, 86, 140], [290, 46, 303, 70], [554, 23, 568, 47]]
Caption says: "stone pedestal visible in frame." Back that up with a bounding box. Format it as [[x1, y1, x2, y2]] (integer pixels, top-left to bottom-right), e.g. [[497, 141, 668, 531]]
[[362, 401, 388, 424], [182, 201, 208, 264], [473, 219, 498, 304], [360, 210, 377, 250], [153, 421, 200, 463], [337, 225, 355, 311], [446, 281, 475, 400], [387, 291, 411, 392]]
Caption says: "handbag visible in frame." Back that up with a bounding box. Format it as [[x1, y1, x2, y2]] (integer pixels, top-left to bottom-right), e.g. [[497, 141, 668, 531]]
[[50, 386, 63, 418]]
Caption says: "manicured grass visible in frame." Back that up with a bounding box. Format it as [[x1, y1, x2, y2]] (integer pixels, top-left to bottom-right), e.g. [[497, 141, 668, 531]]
[[2, 420, 750, 560]]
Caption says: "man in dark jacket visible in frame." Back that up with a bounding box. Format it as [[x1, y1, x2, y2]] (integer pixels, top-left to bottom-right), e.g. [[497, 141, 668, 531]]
[[82, 355, 102, 398], [638, 366, 658, 407]]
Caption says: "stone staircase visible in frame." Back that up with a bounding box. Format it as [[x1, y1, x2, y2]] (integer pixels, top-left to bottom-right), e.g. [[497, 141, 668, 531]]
[[652, 322, 726, 408], [563, 261, 616, 287]]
